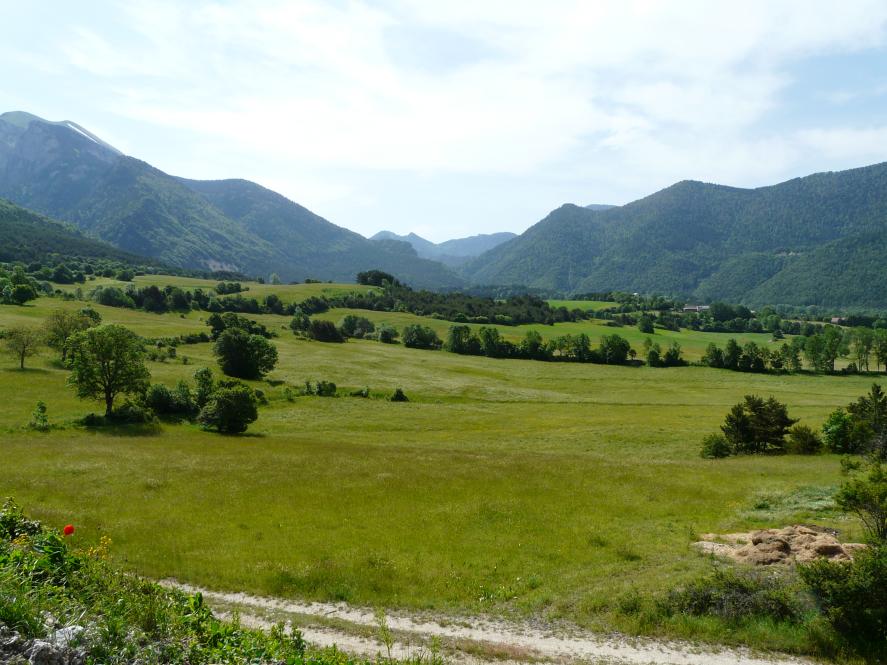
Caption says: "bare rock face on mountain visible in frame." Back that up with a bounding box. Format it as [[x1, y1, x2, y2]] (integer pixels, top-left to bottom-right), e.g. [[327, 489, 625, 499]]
[[693, 525, 865, 565]]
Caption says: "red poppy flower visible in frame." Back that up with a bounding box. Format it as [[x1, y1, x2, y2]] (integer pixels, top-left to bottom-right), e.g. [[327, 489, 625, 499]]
[[63, 524, 75, 536]]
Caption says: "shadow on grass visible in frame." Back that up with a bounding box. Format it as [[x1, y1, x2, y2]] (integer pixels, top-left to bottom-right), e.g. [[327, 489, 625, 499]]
[[1, 367, 51, 375], [78, 419, 163, 437]]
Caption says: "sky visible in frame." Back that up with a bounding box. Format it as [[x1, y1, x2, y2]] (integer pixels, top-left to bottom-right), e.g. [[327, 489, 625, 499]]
[[3, 1, 887, 242]]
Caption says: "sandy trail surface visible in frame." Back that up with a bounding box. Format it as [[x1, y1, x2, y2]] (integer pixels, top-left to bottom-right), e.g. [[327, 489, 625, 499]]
[[160, 580, 815, 665]]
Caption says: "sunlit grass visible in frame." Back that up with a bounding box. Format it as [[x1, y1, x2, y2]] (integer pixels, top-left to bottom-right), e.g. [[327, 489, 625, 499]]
[[0, 292, 878, 653]]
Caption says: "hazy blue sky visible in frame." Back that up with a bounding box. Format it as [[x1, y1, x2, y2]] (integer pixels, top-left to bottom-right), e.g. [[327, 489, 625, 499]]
[[4, 1, 887, 241]]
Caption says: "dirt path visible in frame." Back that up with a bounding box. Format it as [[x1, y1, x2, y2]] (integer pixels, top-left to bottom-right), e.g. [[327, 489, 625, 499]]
[[160, 580, 816, 665]]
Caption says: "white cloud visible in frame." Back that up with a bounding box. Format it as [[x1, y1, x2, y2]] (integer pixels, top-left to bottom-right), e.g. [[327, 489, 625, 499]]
[[3, 0, 887, 238]]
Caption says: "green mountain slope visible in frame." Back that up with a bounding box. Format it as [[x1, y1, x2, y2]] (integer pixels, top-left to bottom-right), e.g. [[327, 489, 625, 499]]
[[0, 111, 461, 288], [370, 230, 516, 267], [0, 198, 144, 264], [466, 163, 887, 307], [179, 178, 462, 287]]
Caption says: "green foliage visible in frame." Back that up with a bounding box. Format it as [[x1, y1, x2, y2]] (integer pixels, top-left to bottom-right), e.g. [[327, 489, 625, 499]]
[[206, 312, 271, 340], [390, 388, 409, 402], [822, 409, 862, 454], [65, 324, 151, 416], [786, 424, 823, 455], [198, 382, 259, 434], [376, 325, 399, 344], [0, 499, 321, 663], [145, 381, 197, 418], [401, 324, 441, 350], [700, 433, 731, 459], [194, 367, 215, 408], [27, 401, 49, 432], [637, 314, 654, 334], [338, 314, 375, 339], [307, 319, 344, 343], [356, 270, 400, 287], [43, 309, 98, 361], [661, 567, 805, 624], [213, 328, 278, 379], [720, 395, 797, 455], [304, 380, 337, 397], [3, 325, 43, 369], [835, 462, 887, 543], [800, 546, 887, 657]]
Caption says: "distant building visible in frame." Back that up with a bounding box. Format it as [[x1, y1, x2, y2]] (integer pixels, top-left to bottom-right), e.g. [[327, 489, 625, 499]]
[[683, 305, 710, 313], [830, 317, 845, 325]]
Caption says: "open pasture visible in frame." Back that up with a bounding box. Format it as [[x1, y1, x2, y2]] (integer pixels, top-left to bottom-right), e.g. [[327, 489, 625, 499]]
[[0, 289, 879, 651]]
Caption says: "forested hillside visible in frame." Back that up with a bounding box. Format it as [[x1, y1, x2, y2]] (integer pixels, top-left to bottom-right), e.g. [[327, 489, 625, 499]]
[[0, 111, 462, 288], [466, 163, 887, 307], [0, 198, 144, 265]]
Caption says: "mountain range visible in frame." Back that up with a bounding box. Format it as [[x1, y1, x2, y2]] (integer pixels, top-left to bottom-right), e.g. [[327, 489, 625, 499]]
[[4, 109, 887, 307], [0, 111, 462, 288], [462, 164, 887, 308], [370, 230, 516, 267]]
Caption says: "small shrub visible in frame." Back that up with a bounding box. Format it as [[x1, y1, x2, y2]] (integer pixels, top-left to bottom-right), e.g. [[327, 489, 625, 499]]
[[389, 388, 409, 402], [786, 424, 823, 455], [800, 546, 887, 655], [350, 387, 370, 398], [307, 320, 344, 343], [109, 401, 156, 424], [198, 383, 258, 434], [27, 401, 49, 432], [661, 567, 805, 624], [377, 326, 399, 344], [700, 433, 731, 458], [283, 386, 296, 402], [315, 381, 336, 397]]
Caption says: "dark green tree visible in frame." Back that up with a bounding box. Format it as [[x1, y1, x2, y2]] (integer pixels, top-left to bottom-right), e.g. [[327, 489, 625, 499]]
[[198, 382, 258, 433], [213, 328, 278, 379]]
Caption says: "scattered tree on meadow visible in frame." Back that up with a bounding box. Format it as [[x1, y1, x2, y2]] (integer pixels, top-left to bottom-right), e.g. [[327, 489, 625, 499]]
[[65, 325, 150, 416], [307, 319, 344, 343], [339, 314, 375, 339], [43, 309, 98, 361], [401, 324, 441, 350], [198, 381, 259, 433], [721, 395, 797, 455], [213, 328, 278, 379], [194, 367, 216, 408], [638, 314, 655, 334], [4, 326, 43, 369]]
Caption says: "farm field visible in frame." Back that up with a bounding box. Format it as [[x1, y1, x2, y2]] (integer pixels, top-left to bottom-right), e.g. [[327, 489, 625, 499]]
[[0, 285, 880, 653]]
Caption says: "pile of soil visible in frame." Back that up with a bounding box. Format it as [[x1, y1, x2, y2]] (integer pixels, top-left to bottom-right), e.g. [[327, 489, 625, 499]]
[[693, 525, 865, 565]]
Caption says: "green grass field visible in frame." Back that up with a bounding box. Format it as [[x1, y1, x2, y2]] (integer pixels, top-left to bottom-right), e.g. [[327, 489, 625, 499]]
[[1, 286, 879, 653]]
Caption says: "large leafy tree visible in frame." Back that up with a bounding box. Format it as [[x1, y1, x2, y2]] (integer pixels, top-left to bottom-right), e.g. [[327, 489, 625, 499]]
[[213, 328, 278, 379], [43, 309, 98, 361], [66, 325, 150, 416]]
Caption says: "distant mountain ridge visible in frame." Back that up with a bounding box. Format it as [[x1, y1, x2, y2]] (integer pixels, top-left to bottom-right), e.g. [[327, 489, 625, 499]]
[[0, 111, 462, 288], [370, 230, 516, 267], [464, 163, 887, 308]]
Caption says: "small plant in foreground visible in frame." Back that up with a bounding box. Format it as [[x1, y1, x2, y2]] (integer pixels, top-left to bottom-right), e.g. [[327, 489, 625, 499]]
[[27, 401, 49, 432], [389, 388, 409, 402], [700, 433, 731, 458]]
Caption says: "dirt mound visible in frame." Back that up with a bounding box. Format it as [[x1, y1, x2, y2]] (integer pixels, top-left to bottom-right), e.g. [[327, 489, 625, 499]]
[[693, 525, 865, 565]]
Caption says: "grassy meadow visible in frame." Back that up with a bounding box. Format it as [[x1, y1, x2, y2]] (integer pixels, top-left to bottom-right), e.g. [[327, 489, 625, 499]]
[[1, 279, 881, 652]]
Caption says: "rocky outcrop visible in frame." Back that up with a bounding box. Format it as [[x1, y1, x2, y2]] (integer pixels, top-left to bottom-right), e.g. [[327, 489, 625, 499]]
[[693, 525, 865, 565], [0, 626, 85, 665]]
